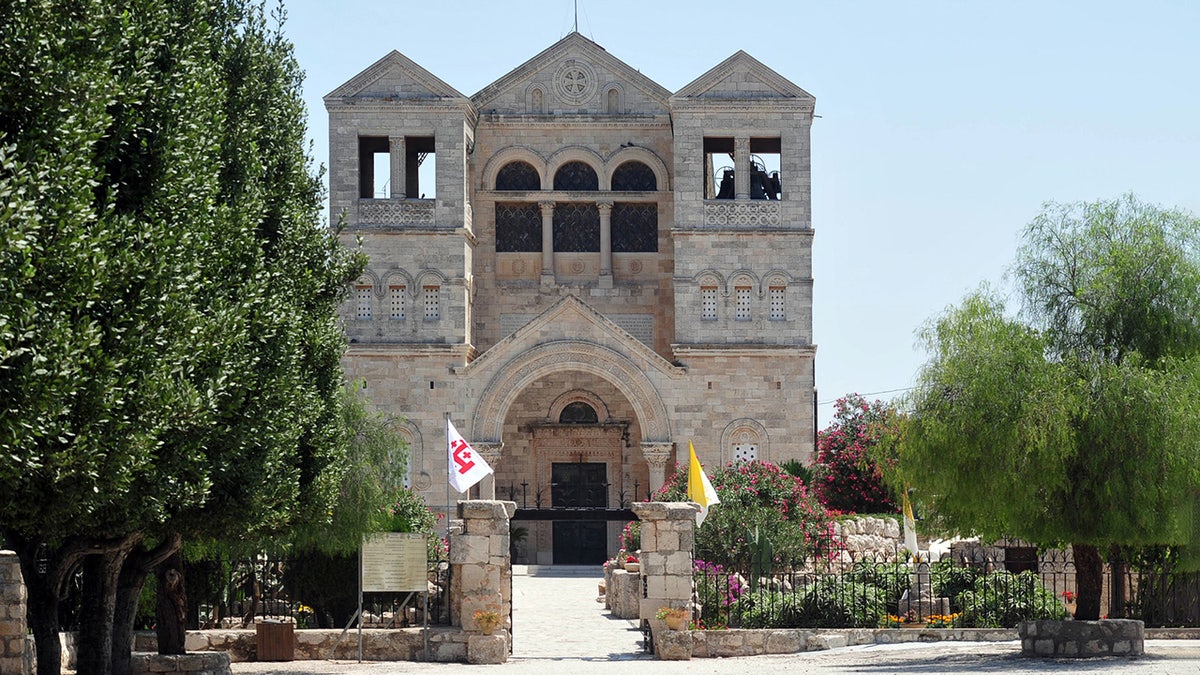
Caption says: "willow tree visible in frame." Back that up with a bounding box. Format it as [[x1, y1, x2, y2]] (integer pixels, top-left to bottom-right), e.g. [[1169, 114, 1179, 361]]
[[902, 196, 1200, 622]]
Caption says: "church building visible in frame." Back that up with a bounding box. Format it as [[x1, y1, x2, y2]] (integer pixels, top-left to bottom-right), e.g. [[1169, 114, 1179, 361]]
[[326, 33, 817, 564]]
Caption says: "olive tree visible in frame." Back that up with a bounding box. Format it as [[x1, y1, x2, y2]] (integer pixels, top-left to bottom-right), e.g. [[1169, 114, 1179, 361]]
[[901, 195, 1200, 621]]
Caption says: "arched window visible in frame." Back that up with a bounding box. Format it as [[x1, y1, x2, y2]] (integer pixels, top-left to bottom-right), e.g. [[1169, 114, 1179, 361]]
[[553, 161, 599, 191], [495, 161, 540, 191], [559, 401, 598, 424], [611, 161, 656, 191]]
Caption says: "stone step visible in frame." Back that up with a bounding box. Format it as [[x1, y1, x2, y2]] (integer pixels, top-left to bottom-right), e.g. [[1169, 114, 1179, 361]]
[[514, 564, 603, 578]]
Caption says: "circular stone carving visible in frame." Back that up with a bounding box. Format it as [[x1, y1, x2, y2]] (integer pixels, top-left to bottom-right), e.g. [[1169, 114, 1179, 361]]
[[513, 260, 526, 274], [555, 59, 596, 106], [629, 260, 643, 274], [570, 261, 585, 274]]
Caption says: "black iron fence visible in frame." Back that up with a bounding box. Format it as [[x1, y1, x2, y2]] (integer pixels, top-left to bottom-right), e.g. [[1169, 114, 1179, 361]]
[[689, 544, 1200, 630], [183, 548, 451, 630]]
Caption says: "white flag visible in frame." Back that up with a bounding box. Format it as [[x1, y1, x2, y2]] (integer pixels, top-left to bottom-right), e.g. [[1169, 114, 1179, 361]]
[[448, 419, 492, 493], [687, 442, 721, 528]]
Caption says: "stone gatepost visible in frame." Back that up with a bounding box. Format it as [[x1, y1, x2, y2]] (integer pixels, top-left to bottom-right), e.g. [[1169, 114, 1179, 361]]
[[632, 502, 695, 660], [0, 550, 30, 675], [449, 500, 515, 665]]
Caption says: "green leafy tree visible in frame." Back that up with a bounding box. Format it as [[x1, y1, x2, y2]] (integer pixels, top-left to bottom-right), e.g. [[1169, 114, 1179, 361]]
[[900, 195, 1200, 621], [0, 1, 367, 673]]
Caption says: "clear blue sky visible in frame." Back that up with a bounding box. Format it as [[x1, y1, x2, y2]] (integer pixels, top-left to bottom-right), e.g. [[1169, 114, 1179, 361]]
[[281, 0, 1200, 427]]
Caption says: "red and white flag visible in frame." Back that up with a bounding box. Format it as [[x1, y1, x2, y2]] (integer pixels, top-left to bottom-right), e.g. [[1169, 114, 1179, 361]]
[[447, 418, 492, 493]]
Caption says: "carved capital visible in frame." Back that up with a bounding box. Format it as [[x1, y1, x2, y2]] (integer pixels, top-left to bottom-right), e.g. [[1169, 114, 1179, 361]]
[[538, 201, 556, 216], [474, 442, 504, 465], [640, 442, 672, 468], [596, 201, 614, 216]]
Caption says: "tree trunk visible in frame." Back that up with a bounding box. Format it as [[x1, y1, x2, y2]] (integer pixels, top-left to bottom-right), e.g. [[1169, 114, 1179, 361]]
[[1073, 542, 1104, 621], [112, 534, 182, 675], [16, 549, 62, 675], [155, 550, 189, 655], [1108, 544, 1128, 619], [76, 536, 140, 675]]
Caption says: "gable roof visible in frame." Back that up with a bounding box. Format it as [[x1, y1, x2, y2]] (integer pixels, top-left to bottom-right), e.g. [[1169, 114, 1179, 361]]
[[325, 50, 468, 101], [455, 294, 682, 378], [672, 50, 814, 102], [471, 32, 672, 110]]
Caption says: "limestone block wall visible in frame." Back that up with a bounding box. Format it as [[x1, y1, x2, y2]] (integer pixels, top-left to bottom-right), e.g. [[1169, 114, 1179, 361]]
[[449, 501, 514, 630], [0, 551, 29, 675]]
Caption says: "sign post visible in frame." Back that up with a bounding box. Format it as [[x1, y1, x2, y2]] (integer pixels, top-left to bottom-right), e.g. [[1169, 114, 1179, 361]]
[[356, 533, 429, 661]]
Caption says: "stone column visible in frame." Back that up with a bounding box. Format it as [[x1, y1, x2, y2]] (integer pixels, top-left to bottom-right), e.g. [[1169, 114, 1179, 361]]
[[448, 501, 515, 665], [597, 201, 613, 289], [641, 443, 673, 494], [389, 136, 406, 199], [632, 503, 695, 660], [0, 550, 29, 675], [474, 443, 503, 500], [733, 137, 750, 200], [538, 201, 555, 282]]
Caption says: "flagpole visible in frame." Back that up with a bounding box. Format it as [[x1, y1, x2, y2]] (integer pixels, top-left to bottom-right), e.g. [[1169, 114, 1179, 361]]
[[445, 412, 452, 542]]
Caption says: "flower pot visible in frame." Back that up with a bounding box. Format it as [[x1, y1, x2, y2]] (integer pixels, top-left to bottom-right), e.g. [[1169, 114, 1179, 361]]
[[664, 615, 687, 631], [480, 623, 498, 636], [624, 562, 640, 573]]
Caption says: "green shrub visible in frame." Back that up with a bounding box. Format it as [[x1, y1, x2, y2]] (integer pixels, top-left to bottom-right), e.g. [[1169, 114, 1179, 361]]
[[930, 560, 983, 612], [958, 570, 1068, 628], [794, 578, 886, 628], [843, 559, 910, 613], [729, 589, 800, 628]]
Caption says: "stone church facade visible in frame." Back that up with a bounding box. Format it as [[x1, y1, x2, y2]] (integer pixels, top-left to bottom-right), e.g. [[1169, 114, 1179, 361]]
[[326, 33, 816, 564]]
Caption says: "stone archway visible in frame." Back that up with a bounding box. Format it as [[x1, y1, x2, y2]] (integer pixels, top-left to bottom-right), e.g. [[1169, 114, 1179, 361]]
[[470, 339, 670, 444]]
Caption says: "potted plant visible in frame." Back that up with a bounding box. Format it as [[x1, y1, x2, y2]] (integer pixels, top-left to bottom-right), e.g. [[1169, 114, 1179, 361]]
[[655, 606, 690, 631], [1061, 590, 1077, 616], [473, 609, 504, 635], [623, 555, 640, 573]]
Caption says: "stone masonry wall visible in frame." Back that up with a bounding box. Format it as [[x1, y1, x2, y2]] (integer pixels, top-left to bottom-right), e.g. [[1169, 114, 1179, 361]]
[[0, 551, 30, 675], [632, 502, 696, 660], [448, 500, 515, 665]]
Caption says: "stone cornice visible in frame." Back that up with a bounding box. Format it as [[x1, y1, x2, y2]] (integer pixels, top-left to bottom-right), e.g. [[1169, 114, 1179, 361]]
[[478, 114, 671, 129], [671, 344, 817, 358], [325, 98, 479, 124], [671, 226, 814, 236], [345, 343, 478, 360]]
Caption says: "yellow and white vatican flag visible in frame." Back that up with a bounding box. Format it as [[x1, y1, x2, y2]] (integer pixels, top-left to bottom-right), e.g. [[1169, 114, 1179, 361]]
[[902, 489, 919, 561], [687, 441, 721, 527], [447, 418, 493, 493]]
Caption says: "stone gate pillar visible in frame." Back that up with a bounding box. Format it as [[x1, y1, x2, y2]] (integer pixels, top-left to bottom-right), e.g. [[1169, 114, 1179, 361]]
[[632, 502, 694, 659], [449, 500, 515, 664], [474, 443, 503, 500], [0, 550, 29, 675], [641, 443, 672, 494]]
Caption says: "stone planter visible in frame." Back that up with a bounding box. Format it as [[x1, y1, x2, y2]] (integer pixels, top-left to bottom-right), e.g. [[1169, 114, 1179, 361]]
[[624, 562, 640, 573], [665, 615, 687, 631]]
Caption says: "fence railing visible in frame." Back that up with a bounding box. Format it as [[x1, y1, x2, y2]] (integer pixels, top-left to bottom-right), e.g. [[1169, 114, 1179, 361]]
[[690, 544, 1199, 630]]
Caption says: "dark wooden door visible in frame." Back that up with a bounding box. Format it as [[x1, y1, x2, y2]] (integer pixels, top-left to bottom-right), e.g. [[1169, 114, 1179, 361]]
[[551, 462, 608, 564]]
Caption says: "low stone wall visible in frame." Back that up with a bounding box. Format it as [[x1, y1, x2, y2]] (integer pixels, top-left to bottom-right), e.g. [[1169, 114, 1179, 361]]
[[133, 627, 464, 662], [131, 652, 231, 674], [689, 627, 1017, 658], [1019, 619, 1144, 658], [605, 568, 640, 620]]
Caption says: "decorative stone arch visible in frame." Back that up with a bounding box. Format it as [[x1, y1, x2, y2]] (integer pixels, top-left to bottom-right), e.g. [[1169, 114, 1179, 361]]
[[546, 146, 604, 188], [727, 270, 760, 297], [354, 269, 382, 296], [471, 339, 670, 443], [388, 417, 425, 489], [603, 82, 624, 114], [547, 389, 612, 423], [381, 269, 415, 292], [694, 269, 726, 293], [603, 146, 670, 192], [526, 83, 546, 114], [762, 269, 793, 298], [481, 146, 547, 191], [721, 418, 769, 464], [414, 269, 449, 287]]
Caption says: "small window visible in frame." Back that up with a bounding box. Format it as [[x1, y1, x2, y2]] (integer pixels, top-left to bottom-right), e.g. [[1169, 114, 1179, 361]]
[[355, 284, 373, 320], [553, 161, 599, 191], [559, 401, 598, 424], [388, 285, 406, 320], [703, 137, 735, 200], [769, 286, 785, 320], [733, 444, 758, 463], [406, 136, 436, 199], [750, 138, 781, 201], [422, 285, 440, 320], [735, 286, 752, 321], [495, 161, 540, 191], [701, 286, 718, 321]]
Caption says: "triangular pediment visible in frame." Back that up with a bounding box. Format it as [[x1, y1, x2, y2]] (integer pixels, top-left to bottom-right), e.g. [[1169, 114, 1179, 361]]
[[672, 50, 814, 102], [457, 295, 680, 378], [325, 50, 468, 102], [471, 32, 671, 114]]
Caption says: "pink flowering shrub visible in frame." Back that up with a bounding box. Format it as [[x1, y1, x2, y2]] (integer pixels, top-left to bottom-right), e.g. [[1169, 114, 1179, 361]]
[[816, 394, 898, 514], [653, 460, 836, 569]]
